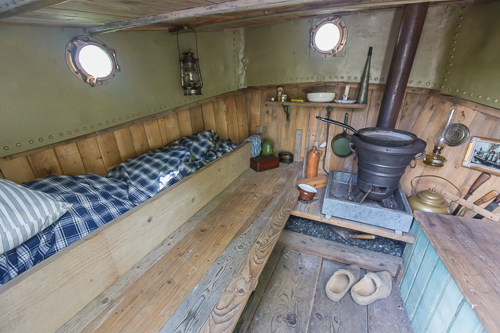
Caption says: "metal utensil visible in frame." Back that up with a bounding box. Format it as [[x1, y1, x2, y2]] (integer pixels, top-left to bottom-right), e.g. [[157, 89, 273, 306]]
[[444, 123, 470, 147], [317, 116, 417, 147]]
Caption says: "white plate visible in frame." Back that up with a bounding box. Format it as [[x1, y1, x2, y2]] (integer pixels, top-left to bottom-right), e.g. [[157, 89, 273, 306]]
[[334, 100, 356, 104]]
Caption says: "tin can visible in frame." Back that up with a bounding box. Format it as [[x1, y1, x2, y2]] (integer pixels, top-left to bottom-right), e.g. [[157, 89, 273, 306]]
[[281, 94, 288, 102]]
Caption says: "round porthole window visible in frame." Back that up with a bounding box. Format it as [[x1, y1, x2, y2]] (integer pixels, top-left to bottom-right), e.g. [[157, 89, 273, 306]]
[[310, 17, 347, 57], [65, 36, 120, 87]]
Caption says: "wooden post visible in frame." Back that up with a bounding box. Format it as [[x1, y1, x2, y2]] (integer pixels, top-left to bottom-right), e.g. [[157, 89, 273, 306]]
[[377, 2, 429, 129]]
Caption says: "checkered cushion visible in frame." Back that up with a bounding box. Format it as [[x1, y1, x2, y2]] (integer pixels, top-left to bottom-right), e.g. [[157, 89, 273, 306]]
[[0, 130, 237, 285]]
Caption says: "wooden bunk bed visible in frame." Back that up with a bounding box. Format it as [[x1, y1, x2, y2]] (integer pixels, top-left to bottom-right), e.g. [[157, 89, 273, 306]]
[[0, 142, 303, 332], [0, 140, 306, 332]]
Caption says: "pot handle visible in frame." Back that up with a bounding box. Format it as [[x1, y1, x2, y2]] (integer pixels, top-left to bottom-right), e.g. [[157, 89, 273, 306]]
[[409, 150, 426, 168], [409, 175, 461, 198], [349, 142, 357, 161]]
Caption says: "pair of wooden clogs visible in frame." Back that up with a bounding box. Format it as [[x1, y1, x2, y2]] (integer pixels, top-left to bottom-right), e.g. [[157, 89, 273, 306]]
[[325, 265, 392, 305]]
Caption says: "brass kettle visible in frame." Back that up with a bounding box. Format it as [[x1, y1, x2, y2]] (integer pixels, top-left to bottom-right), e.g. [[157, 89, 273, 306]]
[[407, 175, 461, 215]]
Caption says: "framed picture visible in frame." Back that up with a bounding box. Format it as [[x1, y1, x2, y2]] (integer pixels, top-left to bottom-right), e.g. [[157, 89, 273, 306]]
[[463, 137, 500, 176]]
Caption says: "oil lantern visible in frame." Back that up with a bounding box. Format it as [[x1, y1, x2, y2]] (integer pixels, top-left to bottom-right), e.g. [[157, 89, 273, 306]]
[[180, 51, 203, 96]]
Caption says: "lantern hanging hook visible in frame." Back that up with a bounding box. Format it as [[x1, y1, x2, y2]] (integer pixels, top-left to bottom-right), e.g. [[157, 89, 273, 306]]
[[177, 26, 200, 60]]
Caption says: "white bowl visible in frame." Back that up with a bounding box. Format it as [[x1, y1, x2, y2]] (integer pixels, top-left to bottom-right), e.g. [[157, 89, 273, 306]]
[[307, 92, 336, 103]]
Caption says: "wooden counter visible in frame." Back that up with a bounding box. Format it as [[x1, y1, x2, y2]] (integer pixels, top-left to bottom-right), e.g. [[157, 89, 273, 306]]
[[401, 211, 499, 333]]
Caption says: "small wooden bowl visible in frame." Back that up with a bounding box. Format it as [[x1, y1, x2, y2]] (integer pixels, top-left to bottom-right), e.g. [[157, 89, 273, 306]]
[[298, 184, 318, 201]]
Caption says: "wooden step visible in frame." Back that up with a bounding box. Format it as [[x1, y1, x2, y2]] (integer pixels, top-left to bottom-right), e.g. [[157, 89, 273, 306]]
[[277, 230, 403, 277]]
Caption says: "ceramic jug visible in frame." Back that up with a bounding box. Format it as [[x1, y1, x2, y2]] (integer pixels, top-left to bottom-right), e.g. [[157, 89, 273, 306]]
[[262, 139, 275, 155], [306, 146, 322, 178]]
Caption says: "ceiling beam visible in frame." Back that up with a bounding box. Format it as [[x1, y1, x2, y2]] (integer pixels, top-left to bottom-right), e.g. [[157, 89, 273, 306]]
[[84, 0, 448, 34], [0, 0, 70, 19]]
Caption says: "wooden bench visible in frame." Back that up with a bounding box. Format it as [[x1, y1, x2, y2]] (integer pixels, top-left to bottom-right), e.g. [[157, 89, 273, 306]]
[[0, 142, 302, 333]]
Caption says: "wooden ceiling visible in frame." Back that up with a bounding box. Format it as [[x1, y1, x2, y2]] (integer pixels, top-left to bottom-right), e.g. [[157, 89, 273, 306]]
[[0, 0, 470, 33]]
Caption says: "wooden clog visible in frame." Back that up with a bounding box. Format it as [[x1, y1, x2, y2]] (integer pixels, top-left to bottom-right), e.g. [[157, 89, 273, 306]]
[[325, 264, 361, 302], [350, 271, 392, 306]]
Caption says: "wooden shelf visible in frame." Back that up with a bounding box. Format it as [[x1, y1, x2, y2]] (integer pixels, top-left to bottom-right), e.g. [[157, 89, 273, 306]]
[[265, 101, 367, 109], [290, 187, 415, 243]]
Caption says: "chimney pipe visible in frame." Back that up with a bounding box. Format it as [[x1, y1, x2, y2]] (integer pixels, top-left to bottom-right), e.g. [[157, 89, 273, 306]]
[[377, 2, 429, 129]]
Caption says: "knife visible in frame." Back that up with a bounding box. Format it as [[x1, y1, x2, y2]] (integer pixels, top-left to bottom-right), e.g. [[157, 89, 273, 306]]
[[473, 193, 500, 219], [473, 190, 499, 206], [457, 190, 499, 216], [452, 172, 491, 215]]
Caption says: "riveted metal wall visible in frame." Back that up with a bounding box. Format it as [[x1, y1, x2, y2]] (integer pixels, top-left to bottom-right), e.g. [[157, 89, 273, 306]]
[[440, 1, 500, 109], [243, 6, 458, 90], [0, 26, 243, 157]]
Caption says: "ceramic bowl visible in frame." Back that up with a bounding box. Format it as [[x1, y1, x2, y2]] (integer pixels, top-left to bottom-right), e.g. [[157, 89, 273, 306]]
[[307, 92, 336, 103], [297, 184, 318, 201]]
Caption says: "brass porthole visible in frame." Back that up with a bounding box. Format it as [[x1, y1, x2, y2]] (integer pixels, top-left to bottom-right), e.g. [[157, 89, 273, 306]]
[[65, 36, 120, 87], [310, 17, 347, 57]]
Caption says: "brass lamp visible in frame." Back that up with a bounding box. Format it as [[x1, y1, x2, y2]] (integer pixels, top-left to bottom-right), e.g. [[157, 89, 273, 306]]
[[180, 51, 203, 95], [177, 27, 203, 96], [423, 109, 455, 167]]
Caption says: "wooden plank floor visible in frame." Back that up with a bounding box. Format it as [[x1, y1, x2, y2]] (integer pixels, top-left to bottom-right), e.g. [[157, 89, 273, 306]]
[[291, 187, 415, 243], [236, 235, 413, 333]]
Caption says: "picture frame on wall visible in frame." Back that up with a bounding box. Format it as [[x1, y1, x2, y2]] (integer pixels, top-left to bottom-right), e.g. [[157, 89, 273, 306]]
[[463, 137, 500, 176]]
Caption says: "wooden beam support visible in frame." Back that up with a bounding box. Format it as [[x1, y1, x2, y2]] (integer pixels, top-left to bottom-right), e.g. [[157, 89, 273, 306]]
[[377, 2, 429, 128], [84, 0, 444, 34], [0, 0, 70, 19], [277, 230, 403, 277]]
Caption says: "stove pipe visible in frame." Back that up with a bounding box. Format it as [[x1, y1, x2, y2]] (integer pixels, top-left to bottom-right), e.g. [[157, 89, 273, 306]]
[[377, 3, 429, 129]]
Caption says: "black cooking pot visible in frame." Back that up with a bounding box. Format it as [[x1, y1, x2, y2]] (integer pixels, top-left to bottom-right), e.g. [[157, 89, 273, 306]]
[[350, 135, 426, 200], [316, 116, 417, 147]]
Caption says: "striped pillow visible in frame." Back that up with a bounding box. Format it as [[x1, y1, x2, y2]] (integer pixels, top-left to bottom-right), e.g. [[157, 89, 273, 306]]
[[0, 179, 72, 255]]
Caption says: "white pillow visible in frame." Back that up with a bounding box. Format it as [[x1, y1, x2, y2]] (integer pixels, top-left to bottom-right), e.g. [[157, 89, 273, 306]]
[[0, 179, 72, 255]]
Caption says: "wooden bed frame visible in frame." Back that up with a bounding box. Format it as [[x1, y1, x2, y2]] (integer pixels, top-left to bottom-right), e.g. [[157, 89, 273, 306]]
[[0, 142, 303, 332]]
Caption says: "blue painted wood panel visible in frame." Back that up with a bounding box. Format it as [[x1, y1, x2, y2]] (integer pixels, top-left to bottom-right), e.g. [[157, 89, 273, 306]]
[[400, 220, 486, 333]]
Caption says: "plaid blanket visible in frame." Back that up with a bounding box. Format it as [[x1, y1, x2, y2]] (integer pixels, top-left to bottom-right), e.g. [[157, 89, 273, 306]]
[[0, 130, 236, 285]]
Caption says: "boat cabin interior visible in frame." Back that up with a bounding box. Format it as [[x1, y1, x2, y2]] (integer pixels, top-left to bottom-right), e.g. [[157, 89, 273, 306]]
[[1, 0, 499, 332]]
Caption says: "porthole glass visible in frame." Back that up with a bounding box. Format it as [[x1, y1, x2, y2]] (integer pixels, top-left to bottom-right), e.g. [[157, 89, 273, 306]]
[[310, 17, 347, 57], [65, 36, 119, 87], [78, 45, 113, 78]]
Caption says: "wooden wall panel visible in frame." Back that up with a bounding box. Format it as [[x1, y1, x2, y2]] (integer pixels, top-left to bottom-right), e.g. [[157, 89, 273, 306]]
[[113, 128, 137, 162], [129, 123, 151, 156], [96, 132, 122, 172], [164, 113, 181, 143], [143, 119, 164, 150], [27, 149, 63, 178], [201, 103, 217, 132], [224, 96, 240, 144], [0, 157, 36, 184], [55, 143, 86, 176], [214, 99, 229, 140], [235, 93, 249, 143], [177, 109, 193, 138], [189, 106, 205, 135], [77, 138, 107, 176], [246, 90, 261, 136]]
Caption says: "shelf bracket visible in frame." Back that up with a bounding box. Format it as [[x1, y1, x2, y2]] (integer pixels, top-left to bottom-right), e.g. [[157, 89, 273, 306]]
[[326, 105, 333, 118], [282, 104, 291, 121]]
